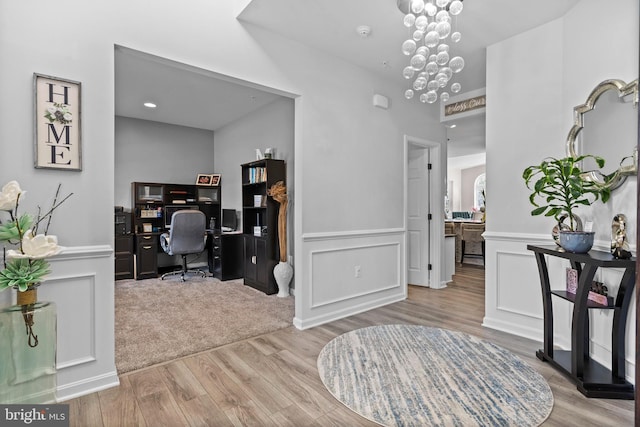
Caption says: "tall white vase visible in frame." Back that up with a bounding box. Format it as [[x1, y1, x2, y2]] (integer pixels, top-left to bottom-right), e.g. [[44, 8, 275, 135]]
[[273, 262, 293, 298]]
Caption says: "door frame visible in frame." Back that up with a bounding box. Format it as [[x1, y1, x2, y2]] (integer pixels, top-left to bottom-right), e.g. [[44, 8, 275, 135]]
[[404, 135, 446, 289]]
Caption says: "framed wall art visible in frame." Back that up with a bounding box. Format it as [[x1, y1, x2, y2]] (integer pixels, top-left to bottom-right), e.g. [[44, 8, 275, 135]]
[[34, 73, 82, 171], [196, 174, 213, 186]]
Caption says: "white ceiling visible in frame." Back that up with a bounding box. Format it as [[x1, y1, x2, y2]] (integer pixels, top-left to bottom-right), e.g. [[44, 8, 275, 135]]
[[115, 0, 580, 154], [115, 47, 284, 131]]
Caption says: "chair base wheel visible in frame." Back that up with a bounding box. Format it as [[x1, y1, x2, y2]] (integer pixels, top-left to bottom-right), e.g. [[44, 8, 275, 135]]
[[161, 269, 207, 281]]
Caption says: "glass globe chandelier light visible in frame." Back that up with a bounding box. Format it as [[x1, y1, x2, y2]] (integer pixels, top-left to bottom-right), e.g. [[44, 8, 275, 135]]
[[398, 0, 464, 104]]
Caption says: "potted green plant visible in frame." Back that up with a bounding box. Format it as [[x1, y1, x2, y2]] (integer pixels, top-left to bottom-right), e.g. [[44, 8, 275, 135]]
[[522, 155, 610, 253]]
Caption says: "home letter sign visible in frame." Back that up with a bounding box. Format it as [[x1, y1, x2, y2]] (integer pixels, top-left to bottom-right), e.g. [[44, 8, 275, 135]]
[[34, 73, 82, 171]]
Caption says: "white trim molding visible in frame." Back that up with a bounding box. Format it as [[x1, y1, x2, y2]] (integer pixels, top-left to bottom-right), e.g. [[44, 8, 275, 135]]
[[294, 229, 406, 330]]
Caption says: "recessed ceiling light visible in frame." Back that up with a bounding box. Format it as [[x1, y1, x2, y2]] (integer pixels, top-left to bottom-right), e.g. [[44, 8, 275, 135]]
[[356, 25, 371, 37], [448, 124, 457, 129], [143, 102, 157, 108]]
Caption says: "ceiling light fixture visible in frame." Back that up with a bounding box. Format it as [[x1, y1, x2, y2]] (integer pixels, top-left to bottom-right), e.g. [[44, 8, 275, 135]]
[[397, 0, 464, 104], [356, 25, 372, 37], [143, 102, 157, 108]]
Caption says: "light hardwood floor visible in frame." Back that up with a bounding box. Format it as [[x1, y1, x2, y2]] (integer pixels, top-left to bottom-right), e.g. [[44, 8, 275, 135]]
[[66, 264, 634, 426]]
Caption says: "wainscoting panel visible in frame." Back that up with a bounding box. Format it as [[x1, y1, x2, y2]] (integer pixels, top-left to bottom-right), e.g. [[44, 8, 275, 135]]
[[295, 229, 406, 329], [495, 250, 543, 320], [311, 243, 401, 308], [39, 273, 96, 369], [38, 245, 120, 401]]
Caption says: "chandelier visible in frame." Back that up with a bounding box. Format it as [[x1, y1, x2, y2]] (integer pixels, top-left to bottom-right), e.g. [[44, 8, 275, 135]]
[[398, 0, 465, 104]]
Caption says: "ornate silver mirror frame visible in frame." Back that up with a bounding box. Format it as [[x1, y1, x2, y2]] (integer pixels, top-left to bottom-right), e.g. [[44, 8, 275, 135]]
[[566, 78, 639, 190]]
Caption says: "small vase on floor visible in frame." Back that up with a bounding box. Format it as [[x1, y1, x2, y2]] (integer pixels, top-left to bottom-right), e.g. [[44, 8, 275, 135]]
[[273, 262, 293, 298], [0, 285, 57, 404]]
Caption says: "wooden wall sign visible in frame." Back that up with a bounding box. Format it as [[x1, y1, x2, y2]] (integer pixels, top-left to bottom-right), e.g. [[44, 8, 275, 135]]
[[34, 73, 82, 171], [444, 94, 487, 117]]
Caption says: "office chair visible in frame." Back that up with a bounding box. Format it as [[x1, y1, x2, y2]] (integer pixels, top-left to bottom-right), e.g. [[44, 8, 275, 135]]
[[461, 222, 485, 265], [160, 210, 207, 281]]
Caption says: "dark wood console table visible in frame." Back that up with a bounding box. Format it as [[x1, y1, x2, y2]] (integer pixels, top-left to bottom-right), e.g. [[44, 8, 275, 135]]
[[527, 245, 635, 399]]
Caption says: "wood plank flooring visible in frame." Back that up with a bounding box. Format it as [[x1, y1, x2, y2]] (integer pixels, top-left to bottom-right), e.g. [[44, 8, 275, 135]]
[[66, 264, 634, 426]]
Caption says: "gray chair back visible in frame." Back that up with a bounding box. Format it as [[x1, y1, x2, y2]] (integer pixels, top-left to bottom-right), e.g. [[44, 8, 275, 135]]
[[166, 210, 206, 255]]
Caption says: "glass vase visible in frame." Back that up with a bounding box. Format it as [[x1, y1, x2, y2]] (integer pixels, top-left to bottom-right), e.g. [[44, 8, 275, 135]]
[[0, 286, 57, 404]]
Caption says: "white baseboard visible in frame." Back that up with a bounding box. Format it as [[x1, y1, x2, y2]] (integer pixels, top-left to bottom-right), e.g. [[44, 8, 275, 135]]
[[293, 293, 406, 330], [56, 371, 120, 402], [482, 316, 543, 344]]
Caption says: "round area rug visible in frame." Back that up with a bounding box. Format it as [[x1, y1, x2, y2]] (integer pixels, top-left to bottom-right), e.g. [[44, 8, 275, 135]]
[[317, 325, 553, 427]]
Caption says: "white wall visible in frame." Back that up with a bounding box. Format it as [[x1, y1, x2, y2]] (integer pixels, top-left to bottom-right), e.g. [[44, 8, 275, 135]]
[[0, 1, 446, 399], [447, 152, 486, 212], [460, 164, 485, 212], [484, 0, 638, 382], [114, 116, 215, 208], [241, 23, 447, 328]]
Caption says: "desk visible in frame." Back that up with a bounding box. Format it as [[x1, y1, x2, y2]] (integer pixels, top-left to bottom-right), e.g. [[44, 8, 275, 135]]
[[130, 181, 245, 280], [133, 230, 244, 280], [207, 231, 243, 281], [135, 233, 159, 279]]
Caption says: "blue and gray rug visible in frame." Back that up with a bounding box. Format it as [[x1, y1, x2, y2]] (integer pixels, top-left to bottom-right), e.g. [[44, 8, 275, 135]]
[[317, 325, 553, 426]]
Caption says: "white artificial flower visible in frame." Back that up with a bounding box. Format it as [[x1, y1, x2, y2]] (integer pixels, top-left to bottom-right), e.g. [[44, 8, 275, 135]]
[[47, 106, 56, 114], [7, 229, 62, 259], [63, 113, 72, 121], [0, 180, 23, 211]]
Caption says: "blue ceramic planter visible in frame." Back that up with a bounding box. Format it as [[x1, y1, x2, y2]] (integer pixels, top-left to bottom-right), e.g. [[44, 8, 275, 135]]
[[558, 231, 595, 253]]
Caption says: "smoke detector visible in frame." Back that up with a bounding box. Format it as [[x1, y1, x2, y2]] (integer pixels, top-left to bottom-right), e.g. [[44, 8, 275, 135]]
[[356, 25, 371, 37]]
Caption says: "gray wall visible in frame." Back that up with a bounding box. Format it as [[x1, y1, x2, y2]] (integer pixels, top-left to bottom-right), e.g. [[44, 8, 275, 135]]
[[214, 97, 295, 230], [114, 117, 215, 209]]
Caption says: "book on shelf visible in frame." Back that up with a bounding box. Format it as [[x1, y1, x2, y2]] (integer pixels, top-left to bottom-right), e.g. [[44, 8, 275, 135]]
[[140, 209, 159, 218], [248, 167, 267, 184]]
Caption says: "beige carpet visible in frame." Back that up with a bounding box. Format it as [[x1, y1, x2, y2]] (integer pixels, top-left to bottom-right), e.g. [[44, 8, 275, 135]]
[[115, 276, 294, 374]]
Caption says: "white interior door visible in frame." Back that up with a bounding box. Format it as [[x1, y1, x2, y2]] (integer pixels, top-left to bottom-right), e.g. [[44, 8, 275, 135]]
[[407, 145, 430, 286]]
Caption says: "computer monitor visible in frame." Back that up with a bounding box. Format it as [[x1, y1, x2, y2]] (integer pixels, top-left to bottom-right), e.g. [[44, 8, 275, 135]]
[[164, 205, 199, 228], [222, 209, 237, 231]]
